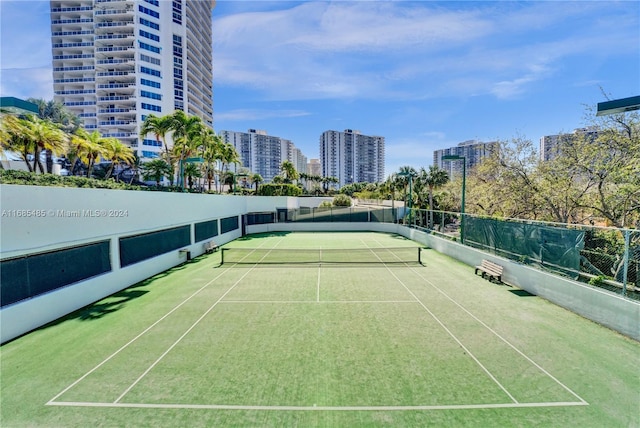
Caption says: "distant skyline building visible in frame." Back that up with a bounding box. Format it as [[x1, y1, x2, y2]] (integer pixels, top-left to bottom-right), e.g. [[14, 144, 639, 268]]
[[539, 127, 599, 161], [50, 0, 215, 159], [319, 129, 385, 188], [433, 140, 498, 178], [219, 129, 307, 183], [307, 158, 321, 176]]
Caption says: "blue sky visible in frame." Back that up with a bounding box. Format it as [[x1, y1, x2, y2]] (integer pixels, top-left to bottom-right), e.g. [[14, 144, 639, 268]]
[[1, 1, 639, 175]]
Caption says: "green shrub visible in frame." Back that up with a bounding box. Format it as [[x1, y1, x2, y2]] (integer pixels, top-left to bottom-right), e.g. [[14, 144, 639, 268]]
[[256, 183, 302, 196], [332, 194, 352, 207]]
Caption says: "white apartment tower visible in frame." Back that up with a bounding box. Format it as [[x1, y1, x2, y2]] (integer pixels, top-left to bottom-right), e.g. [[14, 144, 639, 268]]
[[50, 0, 214, 159], [433, 140, 498, 179], [220, 129, 307, 183], [319, 129, 385, 188]]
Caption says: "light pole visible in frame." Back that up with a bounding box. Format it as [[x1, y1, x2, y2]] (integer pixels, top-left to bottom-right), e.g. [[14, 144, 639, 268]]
[[442, 155, 466, 243], [397, 171, 416, 226]]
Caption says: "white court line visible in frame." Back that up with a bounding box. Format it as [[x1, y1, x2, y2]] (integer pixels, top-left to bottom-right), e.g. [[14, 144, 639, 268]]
[[48, 238, 275, 405], [317, 265, 321, 302], [47, 400, 588, 411], [221, 300, 418, 304], [113, 267, 257, 403], [47, 268, 233, 405], [373, 236, 588, 405], [410, 267, 589, 404], [113, 237, 286, 404], [362, 239, 518, 404]]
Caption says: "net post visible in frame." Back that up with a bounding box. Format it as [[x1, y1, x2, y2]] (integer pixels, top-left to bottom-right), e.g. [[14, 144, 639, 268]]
[[220, 248, 226, 265], [418, 247, 422, 265]]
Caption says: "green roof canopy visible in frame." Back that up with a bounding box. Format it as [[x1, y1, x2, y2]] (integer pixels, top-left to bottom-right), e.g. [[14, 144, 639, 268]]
[[0, 97, 39, 116]]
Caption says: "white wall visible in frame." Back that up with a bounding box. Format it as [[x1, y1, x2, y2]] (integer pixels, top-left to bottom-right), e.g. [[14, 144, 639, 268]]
[[0, 185, 266, 343], [2, 186, 638, 343]]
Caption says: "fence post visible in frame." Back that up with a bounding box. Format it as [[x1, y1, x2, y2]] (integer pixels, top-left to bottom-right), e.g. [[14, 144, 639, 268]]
[[622, 230, 630, 295]]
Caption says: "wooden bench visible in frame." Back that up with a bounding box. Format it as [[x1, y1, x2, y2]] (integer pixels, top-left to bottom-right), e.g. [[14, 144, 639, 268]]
[[475, 260, 503, 283], [203, 241, 219, 254]]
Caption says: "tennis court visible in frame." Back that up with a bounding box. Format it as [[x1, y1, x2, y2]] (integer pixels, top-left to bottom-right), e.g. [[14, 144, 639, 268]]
[[1, 232, 638, 427]]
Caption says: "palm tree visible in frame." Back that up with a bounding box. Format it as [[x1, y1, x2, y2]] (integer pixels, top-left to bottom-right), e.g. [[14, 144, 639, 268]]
[[140, 158, 171, 186], [199, 129, 222, 191], [70, 129, 107, 177], [0, 114, 34, 171], [280, 160, 298, 184], [25, 116, 68, 174], [183, 162, 202, 190], [28, 99, 80, 172], [102, 138, 135, 179], [250, 173, 263, 192], [139, 113, 174, 157], [417, 165, 449, 228], [170, 110, 203, 189], [218, 143, 240, 192]]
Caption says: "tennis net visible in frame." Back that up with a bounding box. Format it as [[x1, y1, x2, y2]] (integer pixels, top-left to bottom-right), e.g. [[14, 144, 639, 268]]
[[220, 247, 424, 265]]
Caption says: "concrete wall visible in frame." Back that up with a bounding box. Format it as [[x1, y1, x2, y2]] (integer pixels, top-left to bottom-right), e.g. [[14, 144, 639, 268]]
[[2, 185, 638, 343], [0, 185, 287, 343], [400, 227, 640, 341]]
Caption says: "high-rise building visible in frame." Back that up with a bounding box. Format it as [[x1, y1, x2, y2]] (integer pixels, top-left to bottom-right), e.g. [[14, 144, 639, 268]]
[[540, 127, 599, 161], [50, 0, 214, 159], [307, 158, 321, 176], [319, 129, 385, 188], [433, 140, 497, 178], [220, 129, 307, 182]]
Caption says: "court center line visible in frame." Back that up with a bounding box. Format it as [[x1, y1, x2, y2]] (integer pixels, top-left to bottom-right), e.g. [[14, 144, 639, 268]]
[[362, 239, 519, 404], [114, 237, 286, 404], [409, 266, 589, 405], [317, 265, 321, 303]]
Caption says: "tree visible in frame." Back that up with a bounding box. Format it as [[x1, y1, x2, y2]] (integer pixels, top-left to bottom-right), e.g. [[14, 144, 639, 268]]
[[70, 129, 106, 177], [24, 116, 68, 174], [101, 138, 135, 179], [27, 98, 81, 133], [0, 114, 34, 171], [139, 114, 174, 158], [280, 160, 298, 184], [218, 143, 240, 192], [170, 110, 203, 189], [198, 129, 223, 191], [183, 162, 202, 190], [28, 99, 80, 172], [417, 165, 449, 227], [250, 173, 263, 192], [140, 159, 171, 186]]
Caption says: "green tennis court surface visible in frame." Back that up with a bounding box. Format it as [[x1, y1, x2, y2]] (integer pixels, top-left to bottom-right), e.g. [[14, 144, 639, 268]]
[[1, 232, 638, 427]]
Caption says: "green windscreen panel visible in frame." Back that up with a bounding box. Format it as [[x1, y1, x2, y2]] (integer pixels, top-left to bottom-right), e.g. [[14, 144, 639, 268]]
[[119, 225, 190, 267], [464, 217, 585, 276], [245, 212, 275, 225], [1, 241, 111, 308], [195, 219, 218, 242], [220, 216, 239, 234]]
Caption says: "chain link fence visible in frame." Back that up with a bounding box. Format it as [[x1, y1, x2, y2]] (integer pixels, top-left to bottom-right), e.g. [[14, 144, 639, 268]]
[[407, 209, 640, 300]]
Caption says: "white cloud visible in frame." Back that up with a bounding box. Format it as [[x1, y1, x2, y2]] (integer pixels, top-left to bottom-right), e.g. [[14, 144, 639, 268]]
[[214, 108, 310, 121], [213, 1, 637, 103]]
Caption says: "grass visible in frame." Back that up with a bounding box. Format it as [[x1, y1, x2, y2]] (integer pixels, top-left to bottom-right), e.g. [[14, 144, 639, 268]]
[[1, 232, 639, 427]]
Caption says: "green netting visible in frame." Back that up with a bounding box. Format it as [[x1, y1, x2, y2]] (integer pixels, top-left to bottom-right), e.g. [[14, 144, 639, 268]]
[[220, 216, 239, 234], [464, 217, 585, 276], [119, 226, 190, 267], [195, 220, 218, 242], [1, 241, 111, 307]]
